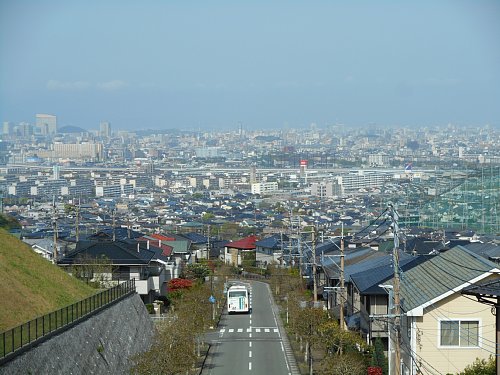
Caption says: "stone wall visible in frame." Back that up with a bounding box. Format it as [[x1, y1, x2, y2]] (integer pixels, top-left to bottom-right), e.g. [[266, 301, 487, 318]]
[[0, 293, 154, 375]]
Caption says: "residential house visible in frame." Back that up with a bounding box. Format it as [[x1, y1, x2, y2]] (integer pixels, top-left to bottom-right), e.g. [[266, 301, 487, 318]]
[[58, 235, 172, 303], [22, 238, 56, 261], [223, 235, 258, 267], [396, 246, 500, 374], [254, 234, 289, 267]]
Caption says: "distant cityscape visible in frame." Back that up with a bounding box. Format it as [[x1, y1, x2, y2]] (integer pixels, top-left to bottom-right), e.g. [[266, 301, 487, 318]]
[[1, 113, 499, 237]]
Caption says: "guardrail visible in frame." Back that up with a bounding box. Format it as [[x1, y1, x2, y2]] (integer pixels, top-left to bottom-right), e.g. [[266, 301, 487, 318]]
[[0, 279, 135, 363]]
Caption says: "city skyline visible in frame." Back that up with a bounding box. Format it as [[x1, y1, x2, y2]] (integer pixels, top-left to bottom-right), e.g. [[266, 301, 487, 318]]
[[1, 1, 500, 131]]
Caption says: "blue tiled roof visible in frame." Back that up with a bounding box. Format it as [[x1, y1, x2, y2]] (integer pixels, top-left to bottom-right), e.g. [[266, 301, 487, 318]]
[[255, 234, 288, 249], [350, 255, 430, 295]]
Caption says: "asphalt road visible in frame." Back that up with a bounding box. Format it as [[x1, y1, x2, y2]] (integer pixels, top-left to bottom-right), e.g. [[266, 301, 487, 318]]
[[202, 280, 298, 375]]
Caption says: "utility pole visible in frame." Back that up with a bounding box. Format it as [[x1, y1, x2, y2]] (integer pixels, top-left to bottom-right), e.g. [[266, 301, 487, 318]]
[[312, 228, 317, 303], [75, 203, 80, 242], [298, 232, 303, 277], [390, 204, 402, 375], [207, 224, 211, 260], [280, 231, 283, 267], [339, 223, 345, 330], [112, 209, 116, 242], [52, 196, 58, 263]]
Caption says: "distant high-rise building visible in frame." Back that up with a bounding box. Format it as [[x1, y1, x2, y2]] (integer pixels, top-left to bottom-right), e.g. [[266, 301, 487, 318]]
[[100, 121, 111, 138], [18, 122, 34, 138], [36, 114, 57, 135], [249, 165, 257, 184], [53, 165, 60, 180], [2, 122, 14, 135]]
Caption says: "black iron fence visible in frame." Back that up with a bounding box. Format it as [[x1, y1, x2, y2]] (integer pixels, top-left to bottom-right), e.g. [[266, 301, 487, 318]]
[[0, 279, 135, 362]]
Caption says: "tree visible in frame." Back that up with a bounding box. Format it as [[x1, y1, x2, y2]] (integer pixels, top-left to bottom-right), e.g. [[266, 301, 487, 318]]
[[318, 353, 367, 375], [370, 338, 388, 375], [71, 254, 115, 288], [184, 263, 210, 282], [201, 212, 215, 222], [458, 357, 495, 375], [131, 283, 214, 375], [0, 213, 21, 230], [130, 318, 196, 375]]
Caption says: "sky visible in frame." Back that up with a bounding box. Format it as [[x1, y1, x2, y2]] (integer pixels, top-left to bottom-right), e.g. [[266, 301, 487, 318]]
[[1, 0, 499, 131]]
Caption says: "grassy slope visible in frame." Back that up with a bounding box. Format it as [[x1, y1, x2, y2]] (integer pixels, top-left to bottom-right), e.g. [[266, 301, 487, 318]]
[[0, 229, 95, 331]]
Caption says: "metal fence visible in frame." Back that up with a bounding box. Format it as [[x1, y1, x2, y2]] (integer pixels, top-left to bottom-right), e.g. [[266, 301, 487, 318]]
[[0, 279, 135, 362]]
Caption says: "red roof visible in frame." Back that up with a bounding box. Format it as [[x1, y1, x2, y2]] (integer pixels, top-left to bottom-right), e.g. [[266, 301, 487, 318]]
[[137, 236, 173, 256], [161, 244, 173, 257], [226, 235, 258, 250], [151, 233, 176, 242]]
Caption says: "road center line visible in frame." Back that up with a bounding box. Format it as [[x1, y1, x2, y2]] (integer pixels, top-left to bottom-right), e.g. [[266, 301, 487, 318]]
[[249, 350, 252, 358], [249, 362, 252, 370], [249, 342, 252, 348]]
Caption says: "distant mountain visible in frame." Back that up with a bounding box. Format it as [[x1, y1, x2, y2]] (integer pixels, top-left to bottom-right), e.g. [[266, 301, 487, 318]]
[[58, 125, 88, 133]]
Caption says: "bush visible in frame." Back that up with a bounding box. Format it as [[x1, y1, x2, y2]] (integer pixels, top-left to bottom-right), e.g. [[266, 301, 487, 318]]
[[145, 303, 154, 314]]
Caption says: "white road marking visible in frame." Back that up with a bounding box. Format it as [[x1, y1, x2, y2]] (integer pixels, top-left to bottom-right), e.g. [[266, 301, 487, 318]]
[[249, 362, 252, 370], [237, 328, 243, 333], [246, 328, 251, 332], [249, 342, 252, 348], [249, 333, 252, 338], [264, 328, 270, 333], [274, 328, 279, 333], [255, 328, 261, 333], [249, 350, 252, 358], [228, 329, 234, 333], [220, 329, 226, 333]]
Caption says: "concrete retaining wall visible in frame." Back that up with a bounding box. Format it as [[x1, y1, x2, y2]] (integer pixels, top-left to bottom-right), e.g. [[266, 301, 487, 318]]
[[0, 293, 154, 375]]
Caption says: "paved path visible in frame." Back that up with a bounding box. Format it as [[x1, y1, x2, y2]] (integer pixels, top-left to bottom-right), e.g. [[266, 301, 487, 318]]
[[201, 281, 299, 375]]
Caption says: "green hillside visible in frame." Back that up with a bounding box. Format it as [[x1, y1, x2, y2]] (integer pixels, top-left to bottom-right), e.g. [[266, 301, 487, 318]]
[[0, 229, 95, 331]]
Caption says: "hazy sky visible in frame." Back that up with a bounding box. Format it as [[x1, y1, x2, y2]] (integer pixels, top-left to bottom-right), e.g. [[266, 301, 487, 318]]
[[1, 0, 499, 131]]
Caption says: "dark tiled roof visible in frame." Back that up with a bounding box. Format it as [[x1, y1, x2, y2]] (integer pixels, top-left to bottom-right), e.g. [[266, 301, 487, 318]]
[[180, 232, 208, 244], [463, 278, 500, 299], [463, 243, 500, 261], [90, 227, 144, 241], [405, 238, 446, 255], [58, 239, 155, 265]]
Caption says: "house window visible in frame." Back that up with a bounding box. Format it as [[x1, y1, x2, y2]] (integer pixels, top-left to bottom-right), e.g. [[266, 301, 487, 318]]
[[440, 320, 479, 347]]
